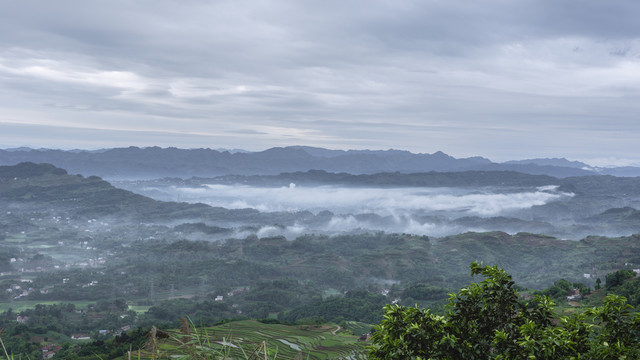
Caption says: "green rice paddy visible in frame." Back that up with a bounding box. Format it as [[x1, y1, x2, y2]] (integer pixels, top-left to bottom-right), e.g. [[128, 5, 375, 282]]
[[161, 320, 368, 359]]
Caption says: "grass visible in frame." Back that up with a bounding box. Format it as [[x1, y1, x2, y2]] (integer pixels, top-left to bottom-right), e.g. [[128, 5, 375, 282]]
[[136, 319, 368, 360], [128, 305, 152, 314], [4, 236, 26, 243], [25, 244, 55, 249], [202, 320, 366, 359], [0, 328, 27, 360], [342, 321, 372, 337]]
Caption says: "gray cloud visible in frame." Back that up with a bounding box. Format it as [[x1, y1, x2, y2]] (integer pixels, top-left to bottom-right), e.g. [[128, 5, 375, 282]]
[[1, 1, 640, 164]]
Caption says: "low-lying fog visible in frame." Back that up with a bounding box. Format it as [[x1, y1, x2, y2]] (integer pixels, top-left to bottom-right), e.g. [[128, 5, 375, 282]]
[[118, 181, 576, 238], [169, 184, 568, 216]]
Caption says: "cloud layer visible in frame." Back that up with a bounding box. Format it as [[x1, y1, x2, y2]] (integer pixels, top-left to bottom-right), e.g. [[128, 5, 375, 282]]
[[183, 184, 567, 217], [133, 183, 573, 237], [1, 1, 640, 164]]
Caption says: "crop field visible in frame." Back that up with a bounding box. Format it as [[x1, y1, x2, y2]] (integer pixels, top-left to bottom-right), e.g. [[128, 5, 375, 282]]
[[0, 300, 96, 312], [128, 304, 152, 314], [5, 234, 27, 243], [341, 321, 372, 337], [160, 320, 369, 359]]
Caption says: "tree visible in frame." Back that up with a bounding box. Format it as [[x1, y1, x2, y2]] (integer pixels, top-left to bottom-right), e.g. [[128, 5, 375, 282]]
[[606, 269, 636, 289], [369, 262, 640, 359]]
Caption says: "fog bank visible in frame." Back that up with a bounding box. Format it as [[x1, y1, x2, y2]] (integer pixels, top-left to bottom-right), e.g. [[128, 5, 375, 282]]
[[169, 184, 571, 217]]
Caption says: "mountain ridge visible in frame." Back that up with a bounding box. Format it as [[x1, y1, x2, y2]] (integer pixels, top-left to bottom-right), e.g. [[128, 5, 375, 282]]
[[3, 146, 635, 179]]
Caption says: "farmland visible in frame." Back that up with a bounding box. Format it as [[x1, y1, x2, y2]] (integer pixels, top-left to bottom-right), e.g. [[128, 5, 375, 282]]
[[144, 320, 369, 360]]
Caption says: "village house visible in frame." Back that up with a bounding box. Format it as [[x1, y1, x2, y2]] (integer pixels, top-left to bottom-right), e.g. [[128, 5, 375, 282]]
[[566, 288, 582, 301], [42, 344, 62, 359]]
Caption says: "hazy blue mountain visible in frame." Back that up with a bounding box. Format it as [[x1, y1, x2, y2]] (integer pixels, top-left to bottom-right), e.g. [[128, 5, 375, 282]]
[[503, 157, 640, 177], [3, 147, 40, 152], [206, 169, 559, 188], [0, 146, 614, 179], [504, 158, 593, 169], [0, 161, 68, 178], [477, 163, 593, 177], [598, 166, 640, 177]]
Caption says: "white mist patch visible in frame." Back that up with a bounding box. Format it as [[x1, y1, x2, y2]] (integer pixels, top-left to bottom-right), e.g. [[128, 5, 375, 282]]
[[256, 224, 307, 238], [326, 215, 362, 231], [424, 191, 562, 216], [319, 214, 470, 237], [403, 218, 439, 234], [168, 184, 572, 217], [537, 185, 560, 192]]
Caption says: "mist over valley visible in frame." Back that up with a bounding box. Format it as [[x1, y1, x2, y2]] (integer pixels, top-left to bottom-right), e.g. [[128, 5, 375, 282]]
[[2, 150, 640, 358], [116, 180, 576, 238], [4, 1, 640, 356], [113, 162, 640, 240]]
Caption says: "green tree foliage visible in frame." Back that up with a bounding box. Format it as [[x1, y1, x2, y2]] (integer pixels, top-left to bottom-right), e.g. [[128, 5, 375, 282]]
[[605, 270, 640, 306], [606, 269, 636, 289], [141, 298, 236, 326], [369, 262, 640, 359], [401, 283, 449, 301], [534, 278, 590, 302], [281, 290, 388, 324]]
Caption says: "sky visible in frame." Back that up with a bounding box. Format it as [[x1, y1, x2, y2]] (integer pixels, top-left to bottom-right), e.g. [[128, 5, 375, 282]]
[[1, 0, 639, 166]]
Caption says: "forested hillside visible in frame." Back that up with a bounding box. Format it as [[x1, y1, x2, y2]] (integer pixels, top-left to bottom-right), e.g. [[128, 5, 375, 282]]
[[2, 162, 640, 358]]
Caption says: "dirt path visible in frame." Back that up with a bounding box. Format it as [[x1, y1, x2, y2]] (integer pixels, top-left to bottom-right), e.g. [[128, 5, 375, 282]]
[[332, 325, 341, 335]]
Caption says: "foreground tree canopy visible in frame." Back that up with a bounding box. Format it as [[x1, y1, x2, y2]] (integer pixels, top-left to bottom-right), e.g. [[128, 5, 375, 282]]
[[369, 262, 640, 360]]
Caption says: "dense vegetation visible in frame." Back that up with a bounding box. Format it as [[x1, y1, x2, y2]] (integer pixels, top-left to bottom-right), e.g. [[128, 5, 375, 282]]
[[2, 162, 640, 358], [369, 262, 640, 359], [5, 263, 640, 359]]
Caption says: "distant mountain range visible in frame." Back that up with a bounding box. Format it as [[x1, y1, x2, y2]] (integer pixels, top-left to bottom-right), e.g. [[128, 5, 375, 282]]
[[1, 146, 638, 179]]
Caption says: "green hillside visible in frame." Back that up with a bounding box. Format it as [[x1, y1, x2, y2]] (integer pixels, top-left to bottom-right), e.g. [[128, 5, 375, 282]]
[[114, 320, 368, 360]]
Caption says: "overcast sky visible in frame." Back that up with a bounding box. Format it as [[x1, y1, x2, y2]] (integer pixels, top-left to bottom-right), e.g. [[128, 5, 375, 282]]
[[1, 1, 639, 165]]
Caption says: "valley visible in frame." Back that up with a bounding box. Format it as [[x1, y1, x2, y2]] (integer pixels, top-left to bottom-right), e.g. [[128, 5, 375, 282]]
[[1, 155, 640, 358]]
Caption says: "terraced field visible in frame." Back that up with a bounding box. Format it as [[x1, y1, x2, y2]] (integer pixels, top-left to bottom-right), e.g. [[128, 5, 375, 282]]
[[161, 320, 369, 359]]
